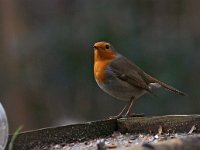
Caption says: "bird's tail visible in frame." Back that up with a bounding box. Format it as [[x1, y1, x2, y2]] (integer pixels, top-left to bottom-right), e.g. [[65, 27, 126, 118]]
[[145, 74, 186, 96]]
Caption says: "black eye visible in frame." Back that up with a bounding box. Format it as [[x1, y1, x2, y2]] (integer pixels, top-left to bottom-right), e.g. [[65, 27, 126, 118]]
[[105, 44, 109, 49]]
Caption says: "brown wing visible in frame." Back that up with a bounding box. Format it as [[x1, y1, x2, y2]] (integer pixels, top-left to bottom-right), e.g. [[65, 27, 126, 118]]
[[109, 54, 185, 96], [109, 54, 151, 92]]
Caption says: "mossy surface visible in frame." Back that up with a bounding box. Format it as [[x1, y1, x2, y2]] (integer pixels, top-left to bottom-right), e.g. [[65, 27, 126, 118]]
[[5, 119, 117, 150], [5, 115, 200, 150], [118, 115, 200, 134]]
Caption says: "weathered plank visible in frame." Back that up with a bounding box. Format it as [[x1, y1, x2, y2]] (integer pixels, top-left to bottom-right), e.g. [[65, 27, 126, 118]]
[[118, 115, 200, 134], [6, 119, 117, 150], [5, 115, 200, 150]]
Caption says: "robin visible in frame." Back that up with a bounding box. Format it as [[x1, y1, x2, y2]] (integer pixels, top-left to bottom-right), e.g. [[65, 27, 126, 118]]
[[94, 41, 185, 119]]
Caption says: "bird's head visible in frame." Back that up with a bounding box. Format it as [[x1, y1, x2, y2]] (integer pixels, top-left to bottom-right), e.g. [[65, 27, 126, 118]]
[[94, 41, 116, 61]]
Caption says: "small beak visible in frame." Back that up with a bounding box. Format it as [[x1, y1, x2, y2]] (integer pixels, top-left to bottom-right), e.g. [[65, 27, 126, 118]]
[[93, 45, 98, 50]]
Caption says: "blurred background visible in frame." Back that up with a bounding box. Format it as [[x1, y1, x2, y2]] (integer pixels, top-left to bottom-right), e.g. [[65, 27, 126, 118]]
[[0, 0, 200, 133]]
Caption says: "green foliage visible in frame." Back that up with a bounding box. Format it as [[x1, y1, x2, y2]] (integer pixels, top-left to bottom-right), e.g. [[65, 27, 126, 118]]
[[8, 126, 23, 150]]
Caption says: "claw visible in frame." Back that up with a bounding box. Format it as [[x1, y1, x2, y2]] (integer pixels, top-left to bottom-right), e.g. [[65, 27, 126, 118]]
[[125, 113, 144, 117]]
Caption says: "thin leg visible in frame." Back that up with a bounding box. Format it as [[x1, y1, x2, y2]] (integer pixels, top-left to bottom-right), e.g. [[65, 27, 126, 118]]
[[109, 103, 128, 119], [125, 96, 135, 116]]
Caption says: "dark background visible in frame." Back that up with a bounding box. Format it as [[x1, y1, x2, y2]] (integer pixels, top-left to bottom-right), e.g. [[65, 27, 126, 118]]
[[0, 0, 199, 133]]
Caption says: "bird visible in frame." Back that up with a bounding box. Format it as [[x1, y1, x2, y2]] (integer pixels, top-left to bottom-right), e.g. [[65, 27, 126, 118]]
[[93, 41, 185, 119]]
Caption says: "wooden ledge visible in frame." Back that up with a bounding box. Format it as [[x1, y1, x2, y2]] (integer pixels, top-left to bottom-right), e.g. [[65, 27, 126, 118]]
[[5, 115, 200, 150], [6, 119, 117, 150], [118, 115, 200, 134]]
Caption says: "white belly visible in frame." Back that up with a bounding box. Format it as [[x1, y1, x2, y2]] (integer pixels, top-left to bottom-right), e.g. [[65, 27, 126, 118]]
[[96, 78, 146, 101]]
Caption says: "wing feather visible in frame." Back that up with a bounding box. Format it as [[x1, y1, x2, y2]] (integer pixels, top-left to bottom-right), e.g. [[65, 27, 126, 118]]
[[109, 55, 151, 92]]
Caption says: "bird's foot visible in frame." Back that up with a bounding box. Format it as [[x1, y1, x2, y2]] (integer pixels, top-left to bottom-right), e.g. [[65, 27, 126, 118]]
[[124, 113, 144, 118], [109, 113, 144, 119], [109, 115, 123, 119]]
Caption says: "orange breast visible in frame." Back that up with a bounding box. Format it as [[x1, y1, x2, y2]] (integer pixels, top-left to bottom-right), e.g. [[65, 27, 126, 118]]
[[94, 60, 110, 83], [94, 49, 116, 83]]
